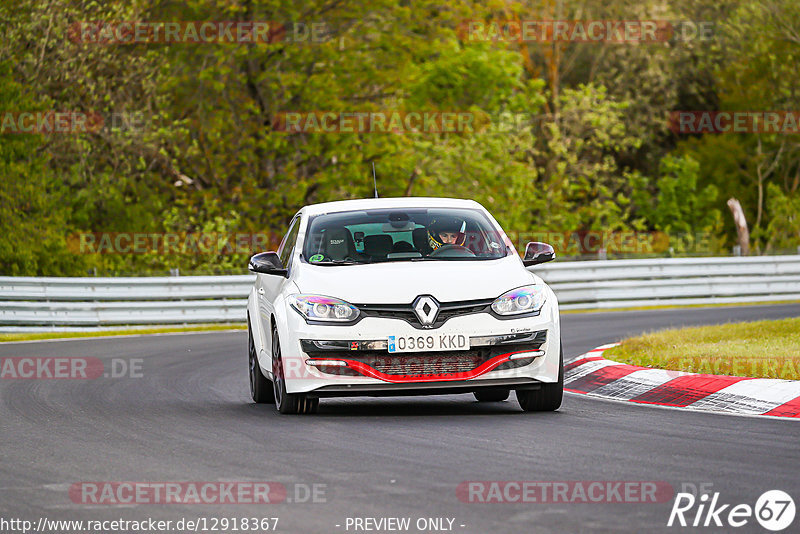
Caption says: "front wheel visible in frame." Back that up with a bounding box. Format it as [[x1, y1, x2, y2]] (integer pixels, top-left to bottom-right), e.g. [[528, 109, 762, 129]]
[[272, 324, 318, 415], [516, 345, 563, 412], [249, 319, 274, 404]]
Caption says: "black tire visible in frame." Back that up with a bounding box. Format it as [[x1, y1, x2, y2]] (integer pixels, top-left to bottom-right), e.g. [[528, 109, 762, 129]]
[[271, 324, 318, 415], [249, 319, 275, 404], [473, 388, 510, 402], [516, 345, 563, 412]]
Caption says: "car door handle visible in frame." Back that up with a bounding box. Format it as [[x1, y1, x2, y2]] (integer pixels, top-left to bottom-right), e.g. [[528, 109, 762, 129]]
[[258, 288, 265, 296]]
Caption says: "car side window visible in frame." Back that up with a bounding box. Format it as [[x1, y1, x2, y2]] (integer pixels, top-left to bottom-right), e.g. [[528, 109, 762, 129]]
[[277, 217, 301, 268]]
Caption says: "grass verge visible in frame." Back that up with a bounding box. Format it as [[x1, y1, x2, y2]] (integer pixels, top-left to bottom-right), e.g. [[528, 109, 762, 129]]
[[0, 324, 246, 343], [603, 317, 800, 380]]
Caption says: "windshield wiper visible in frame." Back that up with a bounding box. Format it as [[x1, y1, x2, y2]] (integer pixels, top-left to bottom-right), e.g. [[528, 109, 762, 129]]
[[410, 256, 502, 261], [307, 259, 366, 265]]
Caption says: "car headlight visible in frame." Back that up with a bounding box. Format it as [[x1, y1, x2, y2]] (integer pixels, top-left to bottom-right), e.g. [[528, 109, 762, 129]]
[[289, 294, 360, 323], [491, 285, 546, 316]]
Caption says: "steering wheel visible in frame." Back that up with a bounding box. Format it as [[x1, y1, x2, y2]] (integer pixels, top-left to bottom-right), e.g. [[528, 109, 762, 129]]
[[428, 244, 476, 257]]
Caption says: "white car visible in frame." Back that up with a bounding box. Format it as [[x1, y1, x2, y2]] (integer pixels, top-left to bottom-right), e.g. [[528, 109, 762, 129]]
[[246, 197, 562, 414]]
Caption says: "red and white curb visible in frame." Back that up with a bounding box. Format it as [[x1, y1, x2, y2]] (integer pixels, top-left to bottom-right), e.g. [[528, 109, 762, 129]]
[[565, 344, 800, 418]]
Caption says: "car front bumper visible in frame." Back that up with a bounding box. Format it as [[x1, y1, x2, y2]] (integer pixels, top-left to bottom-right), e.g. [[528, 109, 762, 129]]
[[276, 297, 561, 396]]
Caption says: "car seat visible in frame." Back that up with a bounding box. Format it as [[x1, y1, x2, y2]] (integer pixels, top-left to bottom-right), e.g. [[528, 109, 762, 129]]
[[363, 234, 393, 259], [321, 227, 358, 261]]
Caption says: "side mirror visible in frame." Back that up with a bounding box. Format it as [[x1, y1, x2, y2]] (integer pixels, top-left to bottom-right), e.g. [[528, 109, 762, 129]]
[[248, 252, 288, 276], [523, 242, 555, 266]]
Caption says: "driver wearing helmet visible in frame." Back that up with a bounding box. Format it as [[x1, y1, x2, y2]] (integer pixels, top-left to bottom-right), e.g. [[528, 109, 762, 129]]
[[427, 217, 467, 250]]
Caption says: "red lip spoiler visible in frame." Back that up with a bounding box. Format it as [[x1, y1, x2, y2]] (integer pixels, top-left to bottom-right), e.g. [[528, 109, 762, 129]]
[[309, 350, 536, 383]]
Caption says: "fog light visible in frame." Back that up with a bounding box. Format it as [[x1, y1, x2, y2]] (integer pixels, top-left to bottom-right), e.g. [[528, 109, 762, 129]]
[[508, 350, 545, 360], [306, 359, 348, 367]]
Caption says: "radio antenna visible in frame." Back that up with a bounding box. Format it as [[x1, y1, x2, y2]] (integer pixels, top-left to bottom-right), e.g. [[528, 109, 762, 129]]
[[372, 162, 379, 198]]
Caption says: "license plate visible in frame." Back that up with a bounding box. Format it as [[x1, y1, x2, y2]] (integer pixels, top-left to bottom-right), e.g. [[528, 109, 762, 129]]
[[387, 334, 469, 353]]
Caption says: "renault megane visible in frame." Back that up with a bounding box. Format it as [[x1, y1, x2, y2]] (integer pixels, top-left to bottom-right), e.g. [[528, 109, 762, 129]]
[[246, 197, 561, 414]]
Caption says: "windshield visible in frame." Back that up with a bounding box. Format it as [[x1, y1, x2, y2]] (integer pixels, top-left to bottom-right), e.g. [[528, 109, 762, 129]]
[[302, 207, 511, 264]]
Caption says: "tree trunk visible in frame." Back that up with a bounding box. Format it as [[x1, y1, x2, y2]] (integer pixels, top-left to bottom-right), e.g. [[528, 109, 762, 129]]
[[404, 167, 420, 197], [726, 198, 750, 256]]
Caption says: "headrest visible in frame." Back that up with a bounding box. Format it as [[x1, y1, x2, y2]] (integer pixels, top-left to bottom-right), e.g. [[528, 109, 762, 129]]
[[392, 241, 414, 253], [363, 234, 393, 257], [322, 227, 355, 260]]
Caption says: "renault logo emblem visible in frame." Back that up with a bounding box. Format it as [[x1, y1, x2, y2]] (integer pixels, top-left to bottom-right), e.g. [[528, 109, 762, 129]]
[[413, 295, 440, 327]]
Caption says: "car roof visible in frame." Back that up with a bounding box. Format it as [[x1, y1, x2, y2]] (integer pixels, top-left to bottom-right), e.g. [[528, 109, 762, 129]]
[[299, 197, 484, 217]]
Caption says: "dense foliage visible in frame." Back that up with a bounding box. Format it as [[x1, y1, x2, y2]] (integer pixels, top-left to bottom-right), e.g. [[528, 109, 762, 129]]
[[1, 0, 798, 275]]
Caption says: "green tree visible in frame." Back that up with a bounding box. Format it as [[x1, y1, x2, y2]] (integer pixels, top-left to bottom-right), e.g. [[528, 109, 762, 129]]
[[632, 154, 722, 254]]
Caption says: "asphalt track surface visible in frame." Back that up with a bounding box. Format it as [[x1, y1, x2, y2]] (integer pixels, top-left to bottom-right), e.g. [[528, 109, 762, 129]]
[[1, 304, 799, 534]]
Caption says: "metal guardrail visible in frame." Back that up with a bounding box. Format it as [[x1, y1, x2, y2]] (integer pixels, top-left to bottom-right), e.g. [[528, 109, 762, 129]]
[[1, 256, 799, 330], [532, 255, 800, 310], [0, 276, 252, 328]]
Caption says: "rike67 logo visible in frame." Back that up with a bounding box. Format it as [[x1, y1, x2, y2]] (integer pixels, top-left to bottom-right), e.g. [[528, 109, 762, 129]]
[[668, 489, 795, 531]]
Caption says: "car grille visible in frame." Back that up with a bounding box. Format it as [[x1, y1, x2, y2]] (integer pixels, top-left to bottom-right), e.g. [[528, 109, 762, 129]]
[[310, 349, 491, 377], [359, 351, 486, 376], [356, 298, 494, 329]]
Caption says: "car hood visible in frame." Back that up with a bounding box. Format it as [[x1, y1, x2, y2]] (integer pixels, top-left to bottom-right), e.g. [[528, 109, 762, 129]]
[[293, 255, 539, 304]]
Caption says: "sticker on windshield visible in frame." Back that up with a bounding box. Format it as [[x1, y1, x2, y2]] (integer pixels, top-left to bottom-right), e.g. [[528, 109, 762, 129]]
[[309, 254, 324, 263]]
